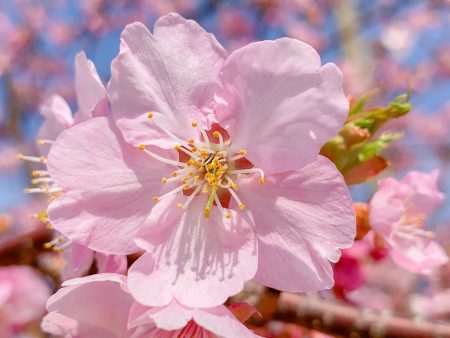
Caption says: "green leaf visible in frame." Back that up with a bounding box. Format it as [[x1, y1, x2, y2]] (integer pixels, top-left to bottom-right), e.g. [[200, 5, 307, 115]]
[[358, 132, 403, 163]]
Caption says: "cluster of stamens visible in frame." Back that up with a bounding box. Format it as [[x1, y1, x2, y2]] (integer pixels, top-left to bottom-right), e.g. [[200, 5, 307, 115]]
[[18, 141, 63, 251], [395, 204, 433, 240], [139, 113, 265, 219]]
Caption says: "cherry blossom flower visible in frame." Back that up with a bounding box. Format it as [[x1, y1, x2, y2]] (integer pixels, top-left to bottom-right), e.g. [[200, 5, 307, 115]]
[[41, 273, 260, 338], [369, 170, 449, 274], [0, 266, 51, 336], [46, 13, 355, 308], [19, 51, 126, 280]]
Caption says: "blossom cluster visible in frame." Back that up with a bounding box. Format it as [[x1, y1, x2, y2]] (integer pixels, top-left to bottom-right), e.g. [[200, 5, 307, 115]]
[[16, 12, 360, 337], [9, 9, 450, 338]]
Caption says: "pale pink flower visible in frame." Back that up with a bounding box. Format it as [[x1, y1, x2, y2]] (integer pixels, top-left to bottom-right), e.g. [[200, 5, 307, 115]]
[[21, 51, 126, 280], [47, 13, 355, 308], [369, 170, 449, 274], [42, 274, 260, 338], [0, 266, 51, 335]]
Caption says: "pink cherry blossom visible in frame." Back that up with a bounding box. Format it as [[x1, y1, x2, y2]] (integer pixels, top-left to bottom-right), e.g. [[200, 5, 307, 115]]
[[46, 13, 355, 308], [0, 266, 51, 336], [369, 170, 449, 274], [21, 50, 125, 280], [41, 273, 260, 338]]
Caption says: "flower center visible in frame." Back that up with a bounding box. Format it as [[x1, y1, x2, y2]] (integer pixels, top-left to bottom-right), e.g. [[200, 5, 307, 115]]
[[395, 203, 433, 240], [139, 113, 265, 219]]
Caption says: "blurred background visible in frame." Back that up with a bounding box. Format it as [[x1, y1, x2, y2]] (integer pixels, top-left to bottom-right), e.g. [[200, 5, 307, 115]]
[[1, 0, 450, 337]]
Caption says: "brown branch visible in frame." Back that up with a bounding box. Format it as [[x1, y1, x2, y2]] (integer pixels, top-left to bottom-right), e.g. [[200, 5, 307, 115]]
[[273, 293, 450, 338]]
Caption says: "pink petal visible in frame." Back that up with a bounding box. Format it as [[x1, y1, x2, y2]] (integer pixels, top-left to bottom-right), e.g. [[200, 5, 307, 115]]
[[109, 13, 227, 148], [389, 232, 449, 274], [61, 241, 94, 281], [369, 177, 405, 236], [238, 155, 355, 291], [74, 51, 107, 122], [38, 95, 73, 144], [47, 117, 171, 254], [193, 306, 261, 338], [128, 194, 257, 308], [0, 266, 51, 325], [214, 39, 348, 174], [401, 170, 444, 214], [45, 274, 132, 338], [95, 252, 128, 275]]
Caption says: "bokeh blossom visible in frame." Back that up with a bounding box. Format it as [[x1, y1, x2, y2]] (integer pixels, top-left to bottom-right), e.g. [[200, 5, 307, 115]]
[[0, 265, 51, 336], [369, 170, 449, 274]]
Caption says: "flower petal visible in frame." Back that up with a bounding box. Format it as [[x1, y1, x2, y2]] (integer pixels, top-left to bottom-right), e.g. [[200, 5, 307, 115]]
[[129, 194, 257, 308], [238, 155, 355, 291], [109, 13, 227, 148], [47, 117, 171, 254], [61, 241, 94, 281], [214, 38, 348, 174], [74, 51, 107, 122], [193, 306, 261, 338], [38, 95, 73, 144], [45, 274, 132, 338], [389, 232, 449, 274]]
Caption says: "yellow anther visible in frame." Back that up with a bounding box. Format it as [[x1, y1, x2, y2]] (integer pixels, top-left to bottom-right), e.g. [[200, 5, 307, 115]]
[[37, 139, 45, 145], [191, 122, 198, 127], [181, 177, 187, 184], [177, 203, 184, 208], [200, 150, 208, 156], [239, 149, 247, 155], [239, 203, 245, 210], [161, 177, 167, 184], [188, 172, 194, 177], [40, 156, 46, 163], [43, 242, 52, 249], [199, 167, 205, 173], [147, 113, 154, 119], [46, 223, 53, 229], [191, 146, 197, 152], [175, 145, 181, 151], [194, 175, 199, 182], [17, 153, 24, 160], [153, 196, 159, 202], [225, 213, 232, 219], [202, 185, 209, 193], [259, 178, 265, 185], [188, 138, 195, 144], [212, 131, 220, 138], [183, 185, 190, 190], [171, 172, 178, 177], [138, 144, 145, 150], [232, 183, 238, 190]]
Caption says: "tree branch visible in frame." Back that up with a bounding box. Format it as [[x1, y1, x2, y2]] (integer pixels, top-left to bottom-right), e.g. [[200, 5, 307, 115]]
[[273, 293, 450, 338]]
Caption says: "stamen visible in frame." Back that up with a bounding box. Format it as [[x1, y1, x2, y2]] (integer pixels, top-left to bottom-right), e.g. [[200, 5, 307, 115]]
[[17, 154, 46, 163], [31, 177, 53, 185], [228, 149, 247, 161], [212, 131, 224, 149], [180, 185, 202, 209], [200, 128, 210, 147], [227, 187, 245, 209], [31, 170, 49, 177], [214, 194, 231, 219], [229, 168, 265, 183], [146, 113, 191, 148], [37, 139, 54, 145], [139, 145, 186, 168]]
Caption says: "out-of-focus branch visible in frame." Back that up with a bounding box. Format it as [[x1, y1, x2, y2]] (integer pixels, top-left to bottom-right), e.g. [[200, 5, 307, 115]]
[[272, 293, 450, 338]]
